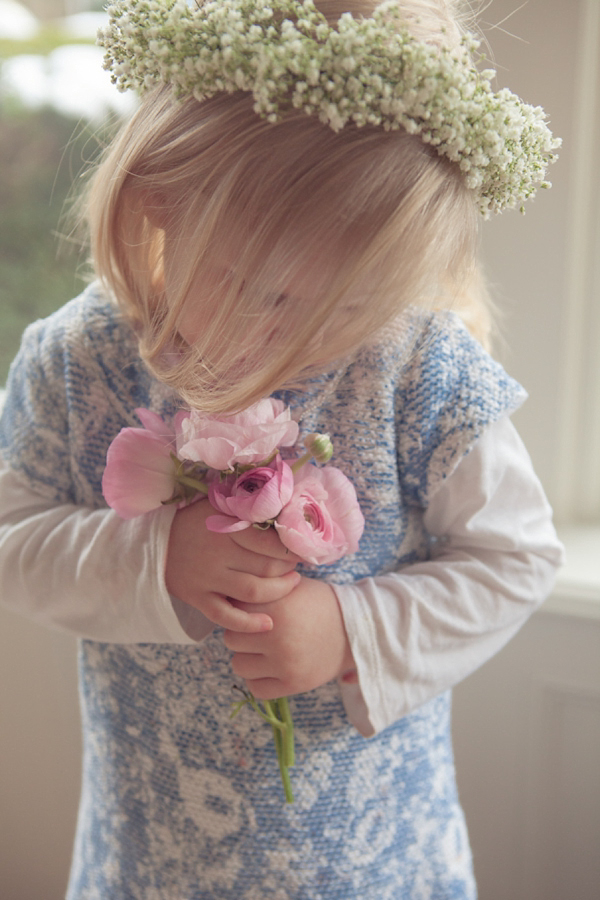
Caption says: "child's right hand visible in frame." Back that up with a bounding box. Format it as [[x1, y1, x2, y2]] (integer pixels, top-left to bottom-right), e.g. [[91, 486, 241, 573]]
[[165, 498, 301, 633]]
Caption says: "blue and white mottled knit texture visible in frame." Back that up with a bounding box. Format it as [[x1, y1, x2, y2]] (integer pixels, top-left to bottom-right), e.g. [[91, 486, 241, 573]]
[[0, 285, 526, 899]]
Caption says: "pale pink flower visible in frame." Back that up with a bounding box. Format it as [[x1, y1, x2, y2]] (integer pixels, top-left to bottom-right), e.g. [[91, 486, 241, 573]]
[[102, 409, 176, 519], [176, 398, 299, 470], [206, 456, 294, 533], [275, 464, 364, 565]]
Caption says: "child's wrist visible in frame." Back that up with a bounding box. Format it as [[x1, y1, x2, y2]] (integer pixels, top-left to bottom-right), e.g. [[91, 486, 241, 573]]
[[328, 583, 356, 680]]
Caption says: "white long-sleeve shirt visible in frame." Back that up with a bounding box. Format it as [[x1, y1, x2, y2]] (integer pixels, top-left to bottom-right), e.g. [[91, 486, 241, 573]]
[[0, 416, 563, 736]]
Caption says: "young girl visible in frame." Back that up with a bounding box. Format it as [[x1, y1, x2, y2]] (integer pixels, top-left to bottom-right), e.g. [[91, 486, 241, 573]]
[[0, 0, 563, 897]]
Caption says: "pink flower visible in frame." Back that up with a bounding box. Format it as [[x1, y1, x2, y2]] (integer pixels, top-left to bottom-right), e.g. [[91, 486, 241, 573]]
[[102, 409, 176, 519], [206, 457, 294, 533], [274, 464, 364, 565], [176, 398, 299, 470]]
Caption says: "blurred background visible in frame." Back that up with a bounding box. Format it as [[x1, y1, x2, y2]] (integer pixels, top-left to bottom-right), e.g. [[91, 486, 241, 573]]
[[0, 1, 598, 898], [0, 0, 134, 384]]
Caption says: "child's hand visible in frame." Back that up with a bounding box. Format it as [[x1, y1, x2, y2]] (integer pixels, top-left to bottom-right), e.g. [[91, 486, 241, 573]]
[[165, 499, 302, 633], [223, 576, 356, 698]]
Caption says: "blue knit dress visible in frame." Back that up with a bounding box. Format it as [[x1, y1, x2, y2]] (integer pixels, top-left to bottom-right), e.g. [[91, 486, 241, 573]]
[[0, 284, 525, 899]]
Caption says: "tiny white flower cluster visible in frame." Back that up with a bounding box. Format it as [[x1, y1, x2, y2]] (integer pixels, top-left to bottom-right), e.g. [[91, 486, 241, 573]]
[[98, 0, 561, 215]]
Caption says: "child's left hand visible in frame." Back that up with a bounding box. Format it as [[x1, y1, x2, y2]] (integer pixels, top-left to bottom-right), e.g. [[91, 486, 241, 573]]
[[223, 576, 356, 699]]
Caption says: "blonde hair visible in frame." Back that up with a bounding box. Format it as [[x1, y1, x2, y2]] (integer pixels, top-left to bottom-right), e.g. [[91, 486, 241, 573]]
[[86, 0, 491, 412]]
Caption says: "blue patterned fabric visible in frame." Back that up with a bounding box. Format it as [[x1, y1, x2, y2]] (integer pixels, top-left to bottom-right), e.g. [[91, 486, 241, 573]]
[[0, 285, 526, 899]]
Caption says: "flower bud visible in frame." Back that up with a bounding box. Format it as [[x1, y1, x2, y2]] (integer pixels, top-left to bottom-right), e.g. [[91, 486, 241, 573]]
[[303, 432, 333, 464]]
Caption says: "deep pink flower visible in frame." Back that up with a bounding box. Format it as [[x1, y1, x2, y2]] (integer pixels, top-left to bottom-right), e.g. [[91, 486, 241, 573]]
[[102, 409, 176, 519], [176, 398, 299, 470], [206, 457, 294, 533], [274, 464, 364, 565]]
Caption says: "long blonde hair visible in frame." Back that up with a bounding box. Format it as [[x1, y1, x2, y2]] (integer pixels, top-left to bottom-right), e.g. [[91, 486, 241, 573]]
[[86, 0, 491, 412]]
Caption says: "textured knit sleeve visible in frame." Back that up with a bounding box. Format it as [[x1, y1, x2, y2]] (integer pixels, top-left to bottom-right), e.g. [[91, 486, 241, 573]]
[[395, 311, 528, 506], [0, 288, 162, 507], [0, 313, 75, 503]]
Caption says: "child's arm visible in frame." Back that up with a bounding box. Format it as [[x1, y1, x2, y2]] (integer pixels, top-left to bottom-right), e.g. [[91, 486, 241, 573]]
[[220, 418, 563, 731], [0, 459, 299, 642], [334, 416, 564, 735]]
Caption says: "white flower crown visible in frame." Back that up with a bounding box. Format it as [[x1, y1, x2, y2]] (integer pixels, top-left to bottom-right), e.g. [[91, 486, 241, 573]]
[[98, 0, 560, 216]]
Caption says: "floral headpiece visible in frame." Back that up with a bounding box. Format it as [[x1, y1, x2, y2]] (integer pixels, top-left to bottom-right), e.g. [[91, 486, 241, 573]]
[[98, 0, 560, 216]]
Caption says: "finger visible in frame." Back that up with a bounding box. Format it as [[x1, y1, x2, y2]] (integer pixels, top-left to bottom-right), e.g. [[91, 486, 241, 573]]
[[230, 525, 302, 563], [225, 570, 300, 605], [198, 593, 273, 633], [228, 551, 298, 579]]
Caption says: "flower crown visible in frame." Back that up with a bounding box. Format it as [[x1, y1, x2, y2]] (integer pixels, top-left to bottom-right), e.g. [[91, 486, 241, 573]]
[[98, 0, 560, 216]]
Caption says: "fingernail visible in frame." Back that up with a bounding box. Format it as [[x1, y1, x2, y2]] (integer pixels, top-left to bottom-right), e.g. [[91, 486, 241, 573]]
[[260, 616, 273, 632]]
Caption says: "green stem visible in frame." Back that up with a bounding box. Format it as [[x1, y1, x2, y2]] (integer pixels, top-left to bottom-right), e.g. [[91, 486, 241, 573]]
[[232, 691, 285, 730], [271, 720, 294, 804], [290, 450, 312, 474], [276, 697, 295, 768], [233, 691, 295, 803], [175, 474, 209, 493], [265, 699, 295, 803], [257, 698, 286, 730]]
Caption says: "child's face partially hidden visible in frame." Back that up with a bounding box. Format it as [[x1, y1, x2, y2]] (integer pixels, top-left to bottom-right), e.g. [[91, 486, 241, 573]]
[[164, 235, 362, 381]]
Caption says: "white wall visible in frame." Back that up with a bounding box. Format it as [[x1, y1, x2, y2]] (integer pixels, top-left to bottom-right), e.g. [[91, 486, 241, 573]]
[[0, 614, 80, 900], [453, 551, 600, 900], [478, 0, 600, 523]]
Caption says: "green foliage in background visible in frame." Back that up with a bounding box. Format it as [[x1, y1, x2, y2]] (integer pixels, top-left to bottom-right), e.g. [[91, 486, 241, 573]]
[[0, 28, 94, 60], [0, 103, 114, 383]]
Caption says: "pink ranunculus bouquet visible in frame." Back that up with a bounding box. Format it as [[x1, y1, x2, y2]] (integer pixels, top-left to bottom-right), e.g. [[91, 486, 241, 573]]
[[101, 408, 179, 519], [275, 464, 365, 565], [176, 398, 299, 469], [207, 456, 295, 533], [102, 398, 364, 802]]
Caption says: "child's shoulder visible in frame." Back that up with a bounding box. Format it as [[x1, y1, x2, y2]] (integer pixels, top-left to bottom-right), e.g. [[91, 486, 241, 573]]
[[360, 306, 522, 402], [349, 308, 527, 505], [1, 285, 155, 504], [360, 307, 484, 370], [11, 283, 142, 402], [350, 306, 527, 443], [21, 282, 135, 361]]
